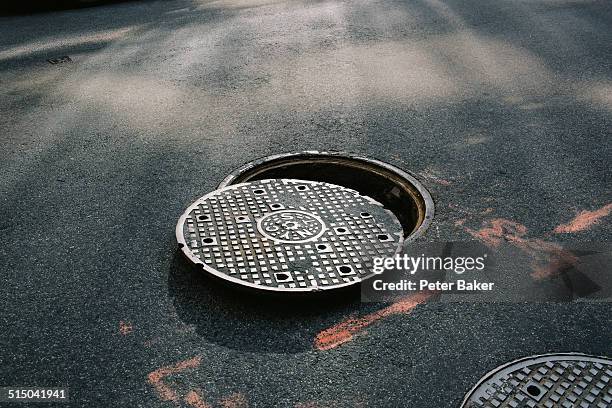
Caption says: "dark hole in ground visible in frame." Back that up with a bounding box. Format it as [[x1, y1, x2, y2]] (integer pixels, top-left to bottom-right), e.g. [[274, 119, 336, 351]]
[[219, 153, 433, 238]]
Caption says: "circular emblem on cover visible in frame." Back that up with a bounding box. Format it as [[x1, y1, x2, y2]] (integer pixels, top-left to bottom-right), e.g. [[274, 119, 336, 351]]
[[257, 210, 325, 243]]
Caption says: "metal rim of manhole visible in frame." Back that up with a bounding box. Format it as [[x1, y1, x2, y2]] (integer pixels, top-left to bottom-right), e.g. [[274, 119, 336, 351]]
[[218, 151, 434, 242], [460, 353, 612, 408], [176, 179, 405, 293]]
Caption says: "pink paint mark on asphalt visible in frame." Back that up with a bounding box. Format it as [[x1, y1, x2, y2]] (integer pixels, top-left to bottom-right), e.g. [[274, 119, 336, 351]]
[[119, 320, 133, 335], [553, 203, 612, 233], [314, 291, 434, 351], [147, 355, 202, 402], [462, 218, 527, 248], [184, 390, 212, 408], [460, 218, 578, 280]]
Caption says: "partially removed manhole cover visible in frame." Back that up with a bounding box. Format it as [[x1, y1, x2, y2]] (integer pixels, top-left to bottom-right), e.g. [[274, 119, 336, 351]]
[[176, 179, 403, 292], [461, 353, 611, 408]]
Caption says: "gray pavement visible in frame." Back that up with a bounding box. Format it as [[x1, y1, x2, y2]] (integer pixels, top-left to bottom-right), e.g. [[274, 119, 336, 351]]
[[0, 0, 611, 407]]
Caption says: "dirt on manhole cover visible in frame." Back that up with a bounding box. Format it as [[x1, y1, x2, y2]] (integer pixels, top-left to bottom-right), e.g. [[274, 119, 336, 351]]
[[461, 353, 611, 408], [176, 179, 404, 292]]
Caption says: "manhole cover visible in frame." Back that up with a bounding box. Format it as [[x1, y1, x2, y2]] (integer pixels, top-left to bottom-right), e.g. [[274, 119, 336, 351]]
[[176, 179, 403, 292], [461, 353, 612, 408]]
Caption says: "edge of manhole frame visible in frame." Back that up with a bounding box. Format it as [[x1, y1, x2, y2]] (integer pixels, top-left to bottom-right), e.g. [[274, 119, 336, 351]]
[[176, 179, 406, 293], [459, 352, 612, 408], [217, 151, 435, 244]]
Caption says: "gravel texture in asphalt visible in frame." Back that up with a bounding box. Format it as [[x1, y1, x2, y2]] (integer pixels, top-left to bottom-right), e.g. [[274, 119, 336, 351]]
[[1, 0, 611, 406]]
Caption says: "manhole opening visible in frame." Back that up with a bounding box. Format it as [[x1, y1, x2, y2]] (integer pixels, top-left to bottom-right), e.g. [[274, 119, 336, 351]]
[[219, 152, 434, 238]]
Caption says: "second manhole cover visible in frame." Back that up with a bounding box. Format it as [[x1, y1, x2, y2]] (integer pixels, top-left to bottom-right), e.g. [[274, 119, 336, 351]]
[[176, 179, 403, 292], [461, 353, 611, 408]]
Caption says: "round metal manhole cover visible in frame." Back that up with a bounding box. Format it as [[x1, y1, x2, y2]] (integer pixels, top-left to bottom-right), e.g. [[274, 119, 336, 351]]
[[176, 179, 404, 292], [461, 353, 612, 408]]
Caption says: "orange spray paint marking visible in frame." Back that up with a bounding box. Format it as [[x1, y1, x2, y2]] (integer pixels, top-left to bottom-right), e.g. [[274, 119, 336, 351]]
[[119, 320, 133, 335], [314, 291, 433, 351], [184, 390, 212, 408], [461, 218, 578, 280], [220, 392, 248, 408], [553, 203, 612, 233], [462, 218, 527, 248], [147, 355, 202, 402]]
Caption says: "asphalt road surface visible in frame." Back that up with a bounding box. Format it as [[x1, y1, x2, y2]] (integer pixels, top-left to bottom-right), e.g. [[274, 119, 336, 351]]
[[1, 0, 611, 407]]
